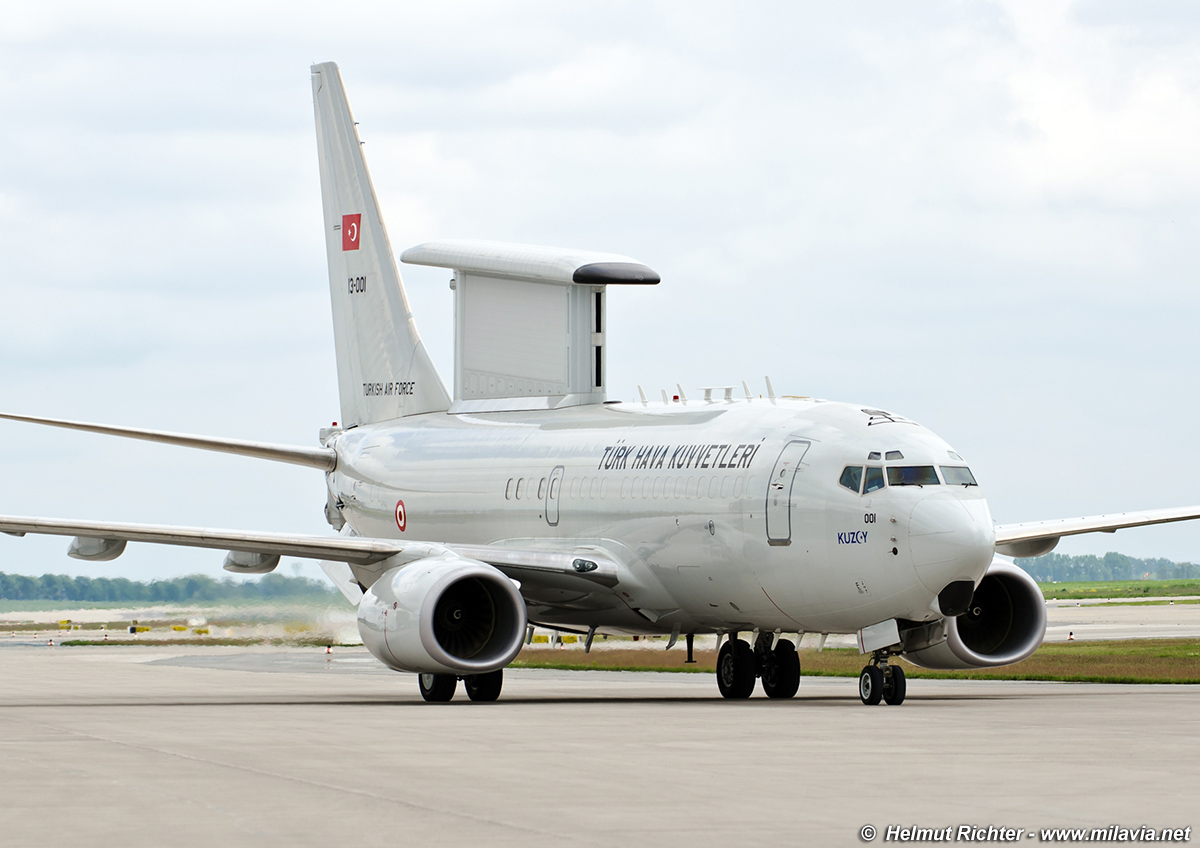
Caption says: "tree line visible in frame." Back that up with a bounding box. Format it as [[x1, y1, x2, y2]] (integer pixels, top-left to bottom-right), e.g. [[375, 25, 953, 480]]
[[0, 571, 338, 602], [1016, 551, 1200, 582]]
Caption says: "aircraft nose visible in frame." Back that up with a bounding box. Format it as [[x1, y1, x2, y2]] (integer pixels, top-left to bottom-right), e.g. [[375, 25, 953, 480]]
[[908, 494, 994, 593]]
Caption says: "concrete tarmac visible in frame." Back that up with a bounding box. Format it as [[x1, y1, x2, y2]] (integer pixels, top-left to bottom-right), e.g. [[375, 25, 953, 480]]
[[0, 645, 1197, 847]]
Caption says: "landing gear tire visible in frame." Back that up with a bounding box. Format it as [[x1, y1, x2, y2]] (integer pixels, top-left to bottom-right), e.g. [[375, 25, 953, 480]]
[[883, 665, 906, 706], [419, 673, 457, 702], [762, 640, 801, 699], [464, 669, 504, 702], [859, 665, 884, 706], [716, 639, 756, 699]]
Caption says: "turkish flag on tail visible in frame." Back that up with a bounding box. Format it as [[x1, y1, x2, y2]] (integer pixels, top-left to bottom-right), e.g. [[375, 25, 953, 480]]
[[342, 214, 361, 251]]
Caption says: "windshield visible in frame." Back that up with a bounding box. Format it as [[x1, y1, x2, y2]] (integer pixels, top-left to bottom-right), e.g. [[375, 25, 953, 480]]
[[864, 467, 885, 493], [887, 466, 940, 486], [839, 466, 863, 493], [941, 466, 978, 486]]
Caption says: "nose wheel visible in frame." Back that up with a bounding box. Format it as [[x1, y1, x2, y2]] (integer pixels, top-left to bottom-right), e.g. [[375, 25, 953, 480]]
[[859, 652, 906, 706]]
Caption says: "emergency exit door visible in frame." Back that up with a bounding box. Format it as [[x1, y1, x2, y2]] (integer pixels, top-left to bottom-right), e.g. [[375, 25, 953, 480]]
[[765, 440, 810, 545]]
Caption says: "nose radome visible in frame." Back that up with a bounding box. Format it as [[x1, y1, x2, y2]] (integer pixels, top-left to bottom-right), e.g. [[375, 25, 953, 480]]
[[908, 495, 994, 593]]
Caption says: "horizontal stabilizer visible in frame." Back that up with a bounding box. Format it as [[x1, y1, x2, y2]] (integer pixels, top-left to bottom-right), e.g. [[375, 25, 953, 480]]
[[0, 412, 336, 472]]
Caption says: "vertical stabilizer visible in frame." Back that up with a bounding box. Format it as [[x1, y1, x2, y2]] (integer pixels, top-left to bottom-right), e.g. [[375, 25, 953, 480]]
[[311, 62, 450, 427]]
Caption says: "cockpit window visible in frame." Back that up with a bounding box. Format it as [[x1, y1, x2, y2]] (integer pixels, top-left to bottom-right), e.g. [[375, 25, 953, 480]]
[[839, 466, 863, 493], [941, 466, 978, 486], [948, 451, 963, 461], [867, 451, 881, 460], [887, 466, 940, 486], [885, 450, 904, 460], [864, 466, 885, 493]]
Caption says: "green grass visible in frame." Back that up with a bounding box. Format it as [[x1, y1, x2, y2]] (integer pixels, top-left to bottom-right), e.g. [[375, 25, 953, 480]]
[[1038, 579, 1200, 600], [513, 639, 1200, 684]]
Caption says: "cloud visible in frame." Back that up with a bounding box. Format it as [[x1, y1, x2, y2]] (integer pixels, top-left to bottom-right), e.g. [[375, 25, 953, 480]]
[[3, 1, 1200, 578]]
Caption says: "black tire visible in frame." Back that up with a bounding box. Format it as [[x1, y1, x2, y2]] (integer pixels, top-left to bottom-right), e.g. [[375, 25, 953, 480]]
[[883, 665, 906, 706], [762, 640, 801, 699], [418, 673, 457, 702], [463, 669, 504, 702], [716, 639, 756, 699], [859, 665, 884, 706]]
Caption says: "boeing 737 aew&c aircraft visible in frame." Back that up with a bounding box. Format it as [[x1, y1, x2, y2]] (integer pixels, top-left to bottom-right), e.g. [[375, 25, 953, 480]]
[[3, 63, 1199, 706]]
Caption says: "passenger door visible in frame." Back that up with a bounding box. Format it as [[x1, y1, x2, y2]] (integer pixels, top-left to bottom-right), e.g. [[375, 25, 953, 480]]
[[765, 440, 810, 545]]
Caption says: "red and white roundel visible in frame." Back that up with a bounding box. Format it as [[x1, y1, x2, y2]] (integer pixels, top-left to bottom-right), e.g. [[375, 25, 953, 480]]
[[394, 500, 407, 532]]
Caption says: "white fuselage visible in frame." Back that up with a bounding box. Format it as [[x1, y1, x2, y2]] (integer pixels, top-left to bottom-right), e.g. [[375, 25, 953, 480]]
[[328, 397, 996, 637]]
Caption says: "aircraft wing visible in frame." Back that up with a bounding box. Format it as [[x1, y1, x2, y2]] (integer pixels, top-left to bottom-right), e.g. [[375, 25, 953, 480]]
[[0, 514, 623, 598], [994, 505, 1200, 557], [0, 515, 403, 564]]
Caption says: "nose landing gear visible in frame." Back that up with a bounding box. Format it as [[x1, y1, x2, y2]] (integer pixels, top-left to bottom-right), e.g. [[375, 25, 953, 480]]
[[859, 651, 906, 706]]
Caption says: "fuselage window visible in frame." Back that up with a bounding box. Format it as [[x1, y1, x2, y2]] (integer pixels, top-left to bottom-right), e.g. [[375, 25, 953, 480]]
[[538, 478, 546, 499], [674, 477, 685, 498], [685, 476, 697, 498], [570, 477, 580, 499], [697, 475, 707, 497], [941, 466, 978, 486], [505, 478, 513, 500], [885, 450, 904, 461], [887, 466, 940, 487], [733, 476, 744, 498], [708, 476, 720, 498], [590, 477, 601, 498], [631, 476, 640, 498], [839, 466, 864, 493], [721, 476, 732, 498], [642, 477, 652, 498], [864, 467, 885, 493], [620, 477, 630, 498], [515, 478, 523, 499], [550, 477, 559, 499], [653, 476, 664, 498]]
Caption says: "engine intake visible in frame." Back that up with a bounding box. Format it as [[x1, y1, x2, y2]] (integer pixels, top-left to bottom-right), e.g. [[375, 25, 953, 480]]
[[904, 557, 1046, 669], [358, 554, 527, 675]]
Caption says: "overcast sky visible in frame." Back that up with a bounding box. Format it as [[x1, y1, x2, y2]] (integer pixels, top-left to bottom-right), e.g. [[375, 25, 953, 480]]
[[2, 1, 1200, 581]]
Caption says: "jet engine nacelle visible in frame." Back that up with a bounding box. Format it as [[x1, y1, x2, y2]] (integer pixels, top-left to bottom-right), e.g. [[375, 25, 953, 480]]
[[904, 557, 1046, 670], [357, 554, 527, 675]]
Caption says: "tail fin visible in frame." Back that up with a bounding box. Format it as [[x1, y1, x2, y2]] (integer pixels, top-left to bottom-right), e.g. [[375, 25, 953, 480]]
[[311, 62, 450, 427]]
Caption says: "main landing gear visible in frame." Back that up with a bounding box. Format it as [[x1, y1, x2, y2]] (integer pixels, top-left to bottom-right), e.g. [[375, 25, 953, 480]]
[[716, 632, 801, 700], [418, 669, 504, 703], [858, 652, 906, 706]]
